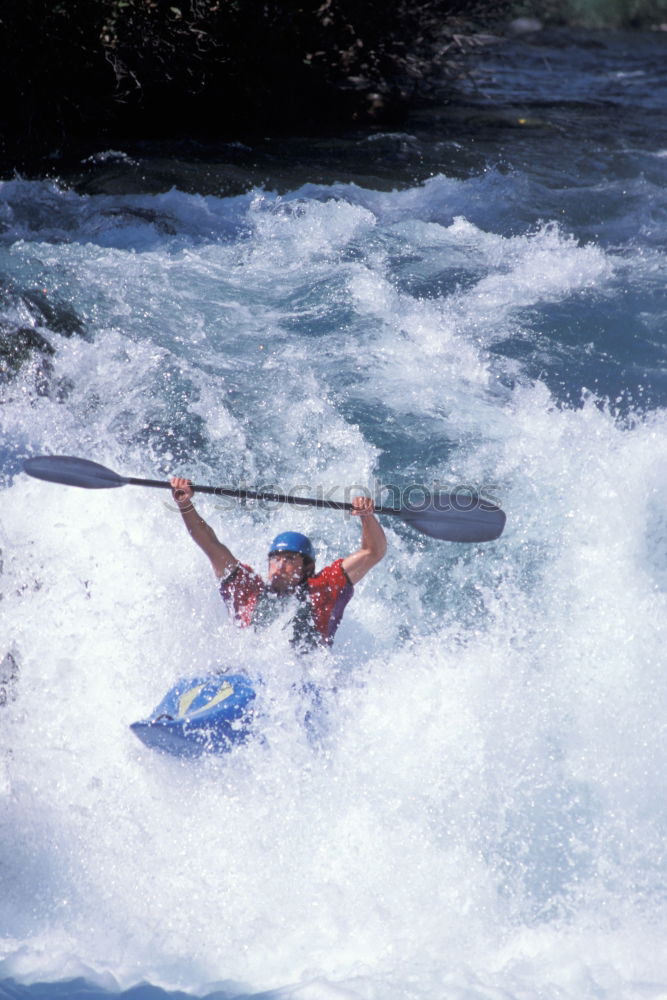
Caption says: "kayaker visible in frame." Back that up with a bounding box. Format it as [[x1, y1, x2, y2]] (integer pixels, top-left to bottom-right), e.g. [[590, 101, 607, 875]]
[[170, 477, 387, 650]]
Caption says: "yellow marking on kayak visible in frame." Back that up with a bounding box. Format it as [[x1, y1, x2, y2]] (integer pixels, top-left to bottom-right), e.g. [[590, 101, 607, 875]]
[[187, 681, 235, 718], [179, 683, 206, 717], [179, 681, 235, 719]]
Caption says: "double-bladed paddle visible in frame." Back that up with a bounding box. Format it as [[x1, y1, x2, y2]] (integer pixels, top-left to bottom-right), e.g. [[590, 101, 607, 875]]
[[22, 455, 506, 543]]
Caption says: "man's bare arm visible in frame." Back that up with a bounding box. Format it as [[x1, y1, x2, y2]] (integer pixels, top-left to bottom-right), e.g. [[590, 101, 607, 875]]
[[341, 496, 387, 585], [170, 476, 238, 579]]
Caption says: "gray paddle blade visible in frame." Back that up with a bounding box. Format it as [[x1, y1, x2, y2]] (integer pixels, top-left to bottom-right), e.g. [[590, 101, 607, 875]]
[[23, 455, 127, 489], [398, 492, 506, 543]]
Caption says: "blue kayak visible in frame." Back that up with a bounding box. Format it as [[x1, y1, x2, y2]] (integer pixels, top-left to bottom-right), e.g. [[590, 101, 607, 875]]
[[130, 672, 256, 758]]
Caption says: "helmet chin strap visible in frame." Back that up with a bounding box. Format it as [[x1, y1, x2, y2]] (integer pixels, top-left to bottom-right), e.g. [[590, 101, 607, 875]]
[[302, 558, 315, 580]]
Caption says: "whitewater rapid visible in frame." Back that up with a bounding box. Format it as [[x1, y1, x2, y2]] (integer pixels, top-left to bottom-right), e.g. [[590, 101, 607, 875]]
[[2, 31, 667, 995]]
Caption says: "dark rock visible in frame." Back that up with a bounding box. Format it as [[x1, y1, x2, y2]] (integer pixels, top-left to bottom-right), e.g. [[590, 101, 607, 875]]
[[21, 288, 88, 338], [507, 17, 543, 34], [0, 277, 88, 340], [0, 650, 19, 707], [0, 324, 55, 396]]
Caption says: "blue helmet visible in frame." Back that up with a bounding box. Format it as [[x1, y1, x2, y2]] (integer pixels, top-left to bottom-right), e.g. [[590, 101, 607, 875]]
[[269, 531, 315, 563]]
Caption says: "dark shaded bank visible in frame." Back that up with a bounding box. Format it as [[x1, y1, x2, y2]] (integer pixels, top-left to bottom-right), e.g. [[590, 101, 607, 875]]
[[0, 0, 509, 176]]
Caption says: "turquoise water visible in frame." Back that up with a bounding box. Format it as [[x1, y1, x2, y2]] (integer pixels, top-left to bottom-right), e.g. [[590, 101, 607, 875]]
[[2, 27, 667, 1000]]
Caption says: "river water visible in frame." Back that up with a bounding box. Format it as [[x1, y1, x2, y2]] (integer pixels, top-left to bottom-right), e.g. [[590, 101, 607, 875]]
[[1, 26, 667, 1000]]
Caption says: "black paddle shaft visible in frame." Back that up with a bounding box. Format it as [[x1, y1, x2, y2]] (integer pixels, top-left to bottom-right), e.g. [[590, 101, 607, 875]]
[[126, 476, 357, 512], [23, 455, 506, 542]]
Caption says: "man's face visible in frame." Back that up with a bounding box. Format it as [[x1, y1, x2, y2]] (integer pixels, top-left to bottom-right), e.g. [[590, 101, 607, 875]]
[[268, 551, 306, 593]]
